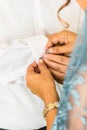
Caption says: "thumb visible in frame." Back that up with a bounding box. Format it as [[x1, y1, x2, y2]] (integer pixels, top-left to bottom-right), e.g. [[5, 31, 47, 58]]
[[38, 58, 48, 73], [27, 62, 37, 75], [45, 35, 60, 51]]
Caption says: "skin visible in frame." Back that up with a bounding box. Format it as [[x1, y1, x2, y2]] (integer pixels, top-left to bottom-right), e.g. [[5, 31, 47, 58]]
[[26, 60, 59, 105], [26, 59, 59, 130], [43, 30, 77, 83], [26, 31, 77, 129], [76, 0, 87, 10], [46, 30, 77, 54], [26, 1, 87, 130], [43, 54, 69, 83]]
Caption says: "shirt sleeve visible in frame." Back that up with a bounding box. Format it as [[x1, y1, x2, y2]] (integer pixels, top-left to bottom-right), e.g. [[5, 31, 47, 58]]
[[0, 35, 48, 84]]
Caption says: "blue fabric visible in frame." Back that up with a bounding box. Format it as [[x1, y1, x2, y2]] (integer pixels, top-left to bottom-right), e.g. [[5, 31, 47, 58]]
[[52, 9, 87, 130]]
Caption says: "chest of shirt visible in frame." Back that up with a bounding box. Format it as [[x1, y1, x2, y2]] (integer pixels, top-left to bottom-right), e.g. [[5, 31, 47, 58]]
[[0, 0, 84, 42]]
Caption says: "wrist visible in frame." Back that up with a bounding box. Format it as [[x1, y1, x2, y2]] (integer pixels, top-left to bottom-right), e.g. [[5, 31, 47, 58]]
[[43, 101, 59, 119], [43, 89, 59, 106]]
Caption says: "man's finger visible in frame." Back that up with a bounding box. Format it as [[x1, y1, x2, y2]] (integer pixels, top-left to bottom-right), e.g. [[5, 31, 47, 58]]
[[47, 43, 73, 54], [49, 68, 65, 84], [27, 62, 37, 74], [43, 54, 69, 66], [38, 59, 48, 73], [45, 41, 53, 50], [43, 58, 67, 73], [45, 34, 60, 50], [48, 33, 60, 44]]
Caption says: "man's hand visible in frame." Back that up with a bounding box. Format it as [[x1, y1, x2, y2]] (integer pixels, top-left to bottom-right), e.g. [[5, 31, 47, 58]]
[[43, 30, 76, 83], [43, 54, 70, 83], [46, 30, 77, 55], [26, 59, 59, 105]]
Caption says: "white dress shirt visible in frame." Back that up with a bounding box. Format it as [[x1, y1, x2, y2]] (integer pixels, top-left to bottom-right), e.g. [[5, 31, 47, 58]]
[[0, 0, 84, 129]]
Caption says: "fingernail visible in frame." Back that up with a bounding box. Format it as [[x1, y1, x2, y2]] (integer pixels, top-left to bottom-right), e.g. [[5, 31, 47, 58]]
[[45, 49, 49, 54], [39, 57, 42, 59], [44, 54, 48, 59], [39, 58, 43, 63], [48, 48, 53, 53]]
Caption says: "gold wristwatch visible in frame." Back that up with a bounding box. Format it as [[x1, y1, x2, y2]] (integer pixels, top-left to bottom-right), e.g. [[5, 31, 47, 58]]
[[43, 101, 59, 119]]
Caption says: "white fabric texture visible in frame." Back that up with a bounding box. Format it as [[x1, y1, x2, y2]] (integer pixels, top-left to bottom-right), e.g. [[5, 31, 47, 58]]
[[25, 35, 48, 63], [0, 0, 84, 129], [0, 36, 47, 130]]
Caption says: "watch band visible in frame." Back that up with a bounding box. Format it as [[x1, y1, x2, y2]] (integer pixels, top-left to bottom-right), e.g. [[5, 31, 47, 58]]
[[43, 101, 59, 119]]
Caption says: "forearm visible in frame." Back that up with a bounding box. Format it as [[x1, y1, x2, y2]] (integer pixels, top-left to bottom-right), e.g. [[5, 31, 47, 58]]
[[43, 91, 59, 130], [46, 108, 58, 130]]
